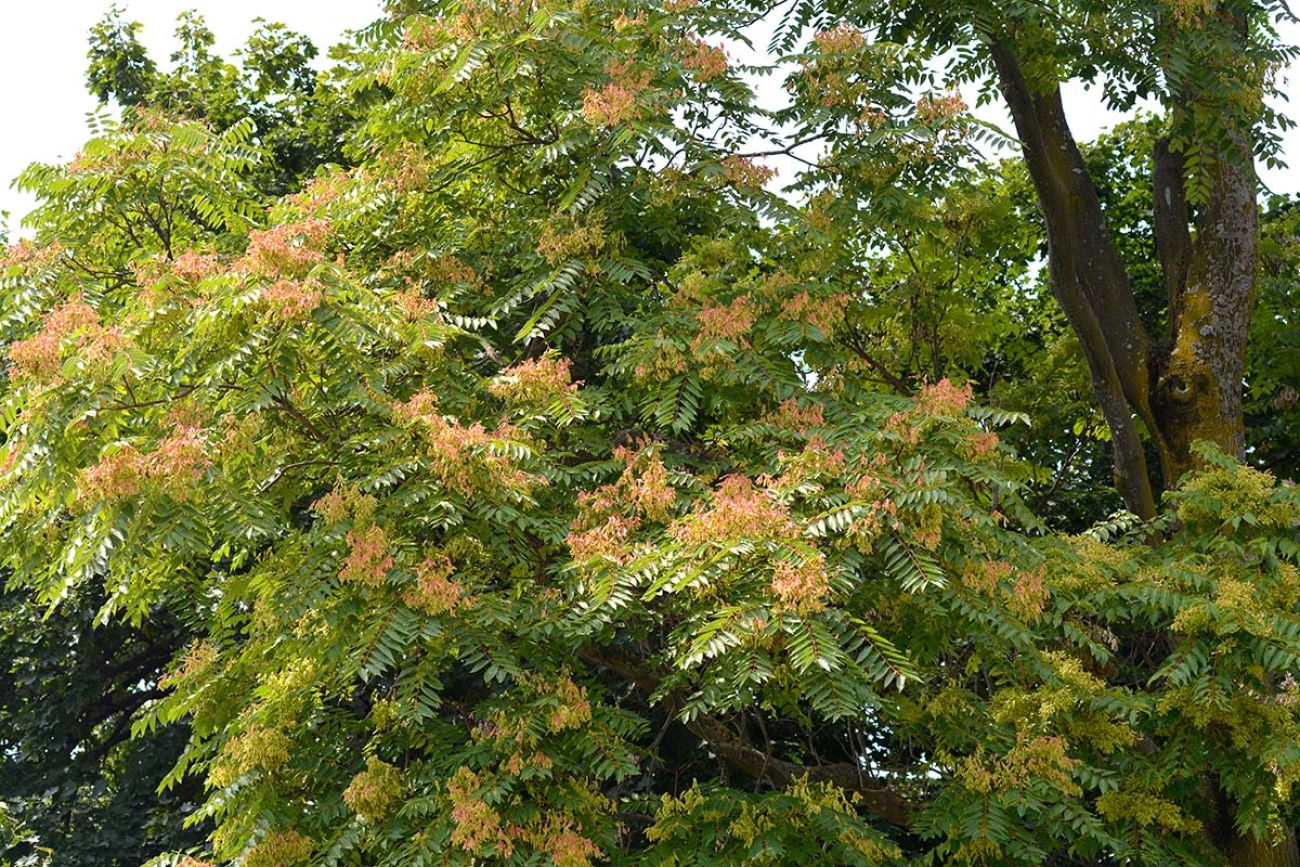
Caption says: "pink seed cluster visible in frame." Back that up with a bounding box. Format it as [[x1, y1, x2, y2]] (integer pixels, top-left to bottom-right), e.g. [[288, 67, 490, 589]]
[[341, 525, 395, 587], [679, 37, 729, 82], [581, 60, 651, 127], [80, 424, 210, 504]]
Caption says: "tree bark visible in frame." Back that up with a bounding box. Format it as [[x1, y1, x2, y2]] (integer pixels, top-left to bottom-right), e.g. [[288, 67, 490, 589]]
[[1211, 772, 1300, 866], [1149, 126, 1256, 483], [1229, 830, 1300, 867], [987, 39, 1257, 514], [989, 41, 1159, 517]]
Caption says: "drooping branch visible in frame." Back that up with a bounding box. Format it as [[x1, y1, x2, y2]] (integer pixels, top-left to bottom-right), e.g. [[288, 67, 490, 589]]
[[685, 714, 915, 827]]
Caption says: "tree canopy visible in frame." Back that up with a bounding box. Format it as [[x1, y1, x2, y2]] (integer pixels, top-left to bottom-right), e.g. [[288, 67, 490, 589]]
[[1, 2, 1299, 866]]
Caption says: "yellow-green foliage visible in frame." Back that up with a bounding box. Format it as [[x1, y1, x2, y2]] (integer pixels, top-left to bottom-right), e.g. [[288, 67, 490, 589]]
[[0, 2, 1297, 866]]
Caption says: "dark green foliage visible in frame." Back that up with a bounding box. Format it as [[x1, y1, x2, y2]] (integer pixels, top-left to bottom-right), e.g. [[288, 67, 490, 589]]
[[0, 585, 206, 866]]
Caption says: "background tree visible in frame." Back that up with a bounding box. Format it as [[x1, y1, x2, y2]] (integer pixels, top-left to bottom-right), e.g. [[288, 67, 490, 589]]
[[0, 585, 205, 867], [85, 7, 358, 196]]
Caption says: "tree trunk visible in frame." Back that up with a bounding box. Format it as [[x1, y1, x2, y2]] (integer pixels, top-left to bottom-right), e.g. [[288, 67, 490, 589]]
[[987, 39, 1257, 514], [1149, 128, 1256, 484], [1211, 775, 1300, 866], [1228, 830, 1300, 867]]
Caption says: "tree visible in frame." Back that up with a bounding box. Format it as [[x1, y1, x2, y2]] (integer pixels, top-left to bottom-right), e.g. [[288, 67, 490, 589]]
[[768, 0, 1296, 519], [1, 14, 360, 864], [86, 8, 359, 196], [1, 2, 1298, 866], [85, 6, 157, 108]]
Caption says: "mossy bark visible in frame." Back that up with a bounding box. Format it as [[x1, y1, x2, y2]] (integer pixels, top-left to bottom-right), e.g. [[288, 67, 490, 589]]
[[988, 40, 1256, 519], [1149, 129, 1256, 487], [988, 31, 1294, 867]]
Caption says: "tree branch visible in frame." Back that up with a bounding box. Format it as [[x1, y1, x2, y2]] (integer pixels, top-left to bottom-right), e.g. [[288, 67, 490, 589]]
[[1152, 135, 1192, 333], [683, 713, 914, 826], [578, 645, 915, 827], [842, 328, 913, 396], [987, 39, 1158, 517]]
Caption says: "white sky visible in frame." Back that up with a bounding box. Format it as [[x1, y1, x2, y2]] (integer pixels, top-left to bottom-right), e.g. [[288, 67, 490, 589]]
[[0, 2, 1296, 238]]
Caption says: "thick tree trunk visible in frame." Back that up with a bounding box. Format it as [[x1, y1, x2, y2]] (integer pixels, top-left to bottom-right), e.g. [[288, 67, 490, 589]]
[[987, 40, 1257, 515], [1229, 830, 1300, 867], [1149, 129, 1256, 484]]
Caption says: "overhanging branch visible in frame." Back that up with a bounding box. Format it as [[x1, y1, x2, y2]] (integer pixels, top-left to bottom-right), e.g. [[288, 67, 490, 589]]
[[578, 645, 916, 827]]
